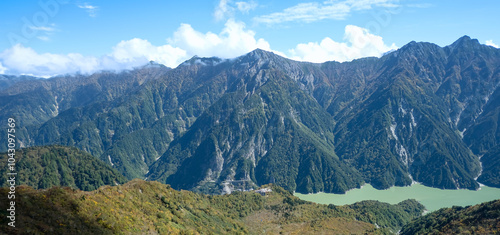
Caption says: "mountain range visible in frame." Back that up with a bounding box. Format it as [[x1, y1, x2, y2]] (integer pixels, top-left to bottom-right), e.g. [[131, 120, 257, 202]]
[[1, 36, 499, 194]]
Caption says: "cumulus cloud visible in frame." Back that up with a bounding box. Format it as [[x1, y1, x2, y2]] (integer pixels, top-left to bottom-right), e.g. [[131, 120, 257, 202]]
[[169, 19, 270, 58], [111, 38, 187, 68], [486, 40, 499, 48], [0, 44, 100, 77], [0, 41, 189, 78], [254, 0, 399, 24], [214, 0, 231, 21], [214, 0, 257, 21], [288, 25, 397, 63], [0, 20, 271, 77]]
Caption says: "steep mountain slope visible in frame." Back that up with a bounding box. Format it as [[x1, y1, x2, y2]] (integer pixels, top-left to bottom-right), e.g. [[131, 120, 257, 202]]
[[0, 145, 127, 191], [149, 38, 495, 192], [400, 199, 500, 235], [0, 180, 424, 234], [1, 36, 499, 194], [331, 40, 484, 190], [11, 58, 234, 179], [477, 145, 500, 187], [148, 50, 364, 193], [0, 63, 170, 129]]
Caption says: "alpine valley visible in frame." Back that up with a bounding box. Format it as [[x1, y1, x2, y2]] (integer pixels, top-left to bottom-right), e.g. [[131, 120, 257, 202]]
[[1, 35, 500, 196]]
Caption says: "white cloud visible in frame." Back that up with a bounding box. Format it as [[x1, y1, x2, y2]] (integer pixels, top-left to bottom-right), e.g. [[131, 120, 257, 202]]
[[28, 24, 57, 41], [0, 62, 6, 74], [169, 19, 270, 59], [78, 3, 98, 17], [288, 25, 397, 63], [111, 38, 187, 68], [254, 0, 399, 24], [486, 40, 499, 48], [236, 1, 258, 13], [37, 36, 51, 41], [28, 25, 56, 32], [0, 20, 271, 77], [214, 0, 257, 21], [0, 44, 100, 77], [0, 41, 189, 78], [406, 3, 433, 8]]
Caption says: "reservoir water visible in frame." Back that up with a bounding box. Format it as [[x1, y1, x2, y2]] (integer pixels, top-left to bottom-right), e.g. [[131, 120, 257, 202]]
[[295, 184, 500, 212]]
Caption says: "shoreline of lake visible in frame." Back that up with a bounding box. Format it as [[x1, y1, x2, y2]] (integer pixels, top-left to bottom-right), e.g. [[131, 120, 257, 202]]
[[294, 183, 500, 212]]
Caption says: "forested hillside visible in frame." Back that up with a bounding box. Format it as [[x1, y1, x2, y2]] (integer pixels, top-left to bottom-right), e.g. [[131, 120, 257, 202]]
[[401, 199, 500, 234], [0, 145, 127, 191]]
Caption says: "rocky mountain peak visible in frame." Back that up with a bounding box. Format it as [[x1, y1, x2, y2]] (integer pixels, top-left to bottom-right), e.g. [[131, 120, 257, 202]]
[[180, 55, 226, 67], [141, 61, 169, 69], [236, 48, 284, 66], [447, 35, 482, 52]]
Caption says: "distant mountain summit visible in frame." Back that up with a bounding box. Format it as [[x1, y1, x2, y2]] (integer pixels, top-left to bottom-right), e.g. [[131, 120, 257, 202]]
[[0, 74, 40, 91], [1, 36, 499, 194], [141, 60, 170, 69], [180, 55, 227, 67], [448, 35, 479, 49]]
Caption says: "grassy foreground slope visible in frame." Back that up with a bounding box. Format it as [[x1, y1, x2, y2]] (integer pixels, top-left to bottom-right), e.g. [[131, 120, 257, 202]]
[[0, 180, 423, 234]]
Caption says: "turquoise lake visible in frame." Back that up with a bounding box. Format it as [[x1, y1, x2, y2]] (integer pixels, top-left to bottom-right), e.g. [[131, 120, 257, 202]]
[[295, 184, 500, 212]]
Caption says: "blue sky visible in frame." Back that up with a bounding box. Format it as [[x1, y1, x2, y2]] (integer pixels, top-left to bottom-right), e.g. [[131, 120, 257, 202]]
[[0, 0, 499, 77]]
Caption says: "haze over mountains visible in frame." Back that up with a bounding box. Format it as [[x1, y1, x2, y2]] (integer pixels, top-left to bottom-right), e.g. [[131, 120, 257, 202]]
[[1, 36, 499, 194]]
